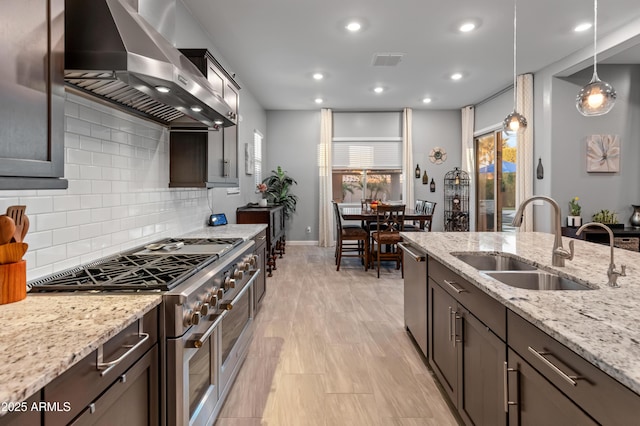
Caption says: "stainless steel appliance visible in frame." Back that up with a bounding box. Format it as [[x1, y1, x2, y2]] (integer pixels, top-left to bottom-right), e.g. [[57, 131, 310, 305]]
[[29, 236, 260, 426], [398, 242, 428, 357]]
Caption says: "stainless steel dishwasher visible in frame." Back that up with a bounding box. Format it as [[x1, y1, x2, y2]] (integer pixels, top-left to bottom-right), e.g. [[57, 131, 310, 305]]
[[398, 242, 428, 357]]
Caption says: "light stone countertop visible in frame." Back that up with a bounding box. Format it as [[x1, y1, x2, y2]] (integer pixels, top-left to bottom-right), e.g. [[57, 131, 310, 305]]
[[181, 224, 267, 240], [400, 231, 640, 395], [0, 294, 162, 411]]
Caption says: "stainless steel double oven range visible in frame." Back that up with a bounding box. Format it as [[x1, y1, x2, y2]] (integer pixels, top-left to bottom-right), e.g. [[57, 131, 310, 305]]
[[29, 236, 261, 426]]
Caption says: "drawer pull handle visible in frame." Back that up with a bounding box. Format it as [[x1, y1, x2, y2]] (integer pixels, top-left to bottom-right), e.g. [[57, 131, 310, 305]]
[[503, 362, 518, 412], [448, 306, 454, 342], [444, 279, 468, 294], [528, 346, 583, 386], [97, 332, 150, 376]]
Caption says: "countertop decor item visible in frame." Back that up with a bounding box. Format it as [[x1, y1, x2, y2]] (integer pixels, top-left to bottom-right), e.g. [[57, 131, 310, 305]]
[[502, 0, 527, 134], [587, 134, 620, 172], [576, 0, 617, 116], [592, 209, 623, 228], [568, 196, 582, 227], [629, 205, 640, 228], [429, 147, 447, 164], [0, 215, 16, 245]]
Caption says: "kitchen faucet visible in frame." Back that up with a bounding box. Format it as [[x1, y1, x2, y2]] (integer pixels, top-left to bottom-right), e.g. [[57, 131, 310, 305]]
[[576, 222, 626, 287], [511, 195, 574, 267]]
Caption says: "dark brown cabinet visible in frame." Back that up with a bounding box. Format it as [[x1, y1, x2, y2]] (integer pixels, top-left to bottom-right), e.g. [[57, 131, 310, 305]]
[[42, 308, 159, 426], [0, 0, 67, 189], [170, 49, 240, 188], [428, 258, 507, 426], [237, 205, 285, 277], [506, 349, 597, 426], [253, 228, 268, 308]]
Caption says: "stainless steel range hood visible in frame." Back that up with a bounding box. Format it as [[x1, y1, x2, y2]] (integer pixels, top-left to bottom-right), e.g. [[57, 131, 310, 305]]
[[64, 0, 235, 128]]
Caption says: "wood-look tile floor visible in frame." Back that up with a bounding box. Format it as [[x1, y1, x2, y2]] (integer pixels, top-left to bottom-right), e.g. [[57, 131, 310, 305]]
[[215, 245, 459, 426]]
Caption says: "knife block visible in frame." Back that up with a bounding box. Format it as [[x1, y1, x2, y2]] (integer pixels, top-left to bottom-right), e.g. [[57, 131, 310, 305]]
[[0, 261, 27, 305]]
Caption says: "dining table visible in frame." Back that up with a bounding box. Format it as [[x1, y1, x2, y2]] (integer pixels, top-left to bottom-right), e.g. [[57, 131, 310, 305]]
[[340, 206, 433, 231]]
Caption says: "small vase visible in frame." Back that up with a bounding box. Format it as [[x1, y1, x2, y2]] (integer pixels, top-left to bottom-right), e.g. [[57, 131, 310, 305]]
[[630, 205, 640, 228], [258, 198, 268, 207], [567, 216, 582, 227]]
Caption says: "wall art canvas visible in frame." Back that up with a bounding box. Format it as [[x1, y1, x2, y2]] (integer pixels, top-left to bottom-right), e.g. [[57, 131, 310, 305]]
[[586, 134, 620, 173], [245, 142, 254, 175]]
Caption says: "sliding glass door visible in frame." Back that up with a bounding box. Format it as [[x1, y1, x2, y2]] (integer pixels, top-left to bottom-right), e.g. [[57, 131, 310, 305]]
[[475, 131, 517, 232]]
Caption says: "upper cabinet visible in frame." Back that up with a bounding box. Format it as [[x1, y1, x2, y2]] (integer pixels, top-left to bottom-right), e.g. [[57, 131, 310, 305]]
[[170, 49, 240, 188], [0, 0, 67, 190]]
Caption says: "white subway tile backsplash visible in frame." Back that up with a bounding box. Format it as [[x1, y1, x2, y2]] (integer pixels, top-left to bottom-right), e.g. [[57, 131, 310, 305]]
[[1, 93, 210, 281], [53, 195, 81, 212], [37, 212, 67, 231]]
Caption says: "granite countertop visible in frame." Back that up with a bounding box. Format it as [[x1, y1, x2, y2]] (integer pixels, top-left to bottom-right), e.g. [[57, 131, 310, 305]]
[[181, 223, 267, 240], [0, 294, 162, 411], [400, 231, 640, 395]]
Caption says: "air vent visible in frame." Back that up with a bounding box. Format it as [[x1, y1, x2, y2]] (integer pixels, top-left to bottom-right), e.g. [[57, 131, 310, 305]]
[[372, 53, 404, 67]]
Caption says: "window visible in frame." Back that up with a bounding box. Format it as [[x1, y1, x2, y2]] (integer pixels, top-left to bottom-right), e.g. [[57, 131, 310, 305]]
[[475, 130, 517, 232], [331, 112, 403, 203], [254, 130, 263, 188]]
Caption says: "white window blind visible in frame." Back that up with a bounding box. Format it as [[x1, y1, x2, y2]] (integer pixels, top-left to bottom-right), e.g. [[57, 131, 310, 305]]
[[332, 137, 402, 170], [254, 130, 263, 187]]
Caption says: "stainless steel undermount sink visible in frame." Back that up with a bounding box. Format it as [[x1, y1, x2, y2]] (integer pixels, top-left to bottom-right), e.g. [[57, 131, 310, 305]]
[[483, 271, 594, 291], [452, 252, 538, 271]]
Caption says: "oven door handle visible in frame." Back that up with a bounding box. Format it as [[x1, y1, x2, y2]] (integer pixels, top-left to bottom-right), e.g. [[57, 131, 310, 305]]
[[193, 269, 260, 348]]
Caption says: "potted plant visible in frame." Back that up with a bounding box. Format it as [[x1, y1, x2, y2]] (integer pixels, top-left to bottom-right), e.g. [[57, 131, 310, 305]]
[[592, 209, 623, 228], [262, 166, 298, 218], [567, 196, 582, 227]]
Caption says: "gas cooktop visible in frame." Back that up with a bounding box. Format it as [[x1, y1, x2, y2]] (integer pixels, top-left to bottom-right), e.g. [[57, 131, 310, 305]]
[[28, 237, 244, 293]]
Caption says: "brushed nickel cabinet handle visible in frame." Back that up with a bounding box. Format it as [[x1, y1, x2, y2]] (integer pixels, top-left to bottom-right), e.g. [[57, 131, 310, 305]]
[[528, 346, 583, 386], [444, 279, 468, 294], [503, 361, 518, 412], [448, 306, 454, 342], [97, 332, 149, 376]]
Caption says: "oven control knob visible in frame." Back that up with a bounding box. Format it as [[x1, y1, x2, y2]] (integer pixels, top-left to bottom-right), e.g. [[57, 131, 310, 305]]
[[219, 301, 233, 310], [208, 292, 218, 308], [233, 268, 244, 280], [217, 288, 225, 299], [184, 310, 201, 327], [249, 255, 257, 266], [237, 261, 250, 272], [199, 303, 210, 317], [224, 276, 236, 289]]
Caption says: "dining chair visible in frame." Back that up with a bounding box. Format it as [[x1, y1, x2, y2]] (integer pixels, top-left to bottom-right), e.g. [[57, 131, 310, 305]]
[[333, 201, 369, 271], [404, 200, 437, 231], [370, 204, 405, 278]]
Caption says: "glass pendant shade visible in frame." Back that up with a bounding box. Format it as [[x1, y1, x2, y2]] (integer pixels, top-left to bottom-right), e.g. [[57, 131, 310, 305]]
[[503, 110, 527, 135], [576, 73, 616, 116], [576, 0, 616, 116]]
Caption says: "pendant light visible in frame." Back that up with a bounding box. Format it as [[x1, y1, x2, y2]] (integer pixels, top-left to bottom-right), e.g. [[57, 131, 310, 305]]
[[576, 0, 616, 116], [503, 0, 527, 135]]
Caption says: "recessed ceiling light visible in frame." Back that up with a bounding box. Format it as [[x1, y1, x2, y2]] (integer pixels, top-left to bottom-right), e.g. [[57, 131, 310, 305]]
[[373, 87, 384, 94], [155, 86, 170, 93], [450, 73, 463, 81], [315, 98, 324, 104], [459, 22, 476, 32], [191, 106, 203, 112], [313, 73, 324, 80], [422, 97, 432, 104], [574, 22, 592, 32], [346, 21, 362, 32]]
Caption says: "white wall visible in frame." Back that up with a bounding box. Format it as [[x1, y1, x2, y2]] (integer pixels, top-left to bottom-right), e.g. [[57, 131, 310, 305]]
[[0, 93, 212, 281]]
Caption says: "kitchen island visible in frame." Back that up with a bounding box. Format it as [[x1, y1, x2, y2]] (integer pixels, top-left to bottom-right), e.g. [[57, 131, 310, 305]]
[[401, 231, 640, 424]]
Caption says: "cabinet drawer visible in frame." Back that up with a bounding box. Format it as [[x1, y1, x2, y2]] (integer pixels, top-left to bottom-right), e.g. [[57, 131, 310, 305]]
[[428, 257, 506, 340], [253, 229, 267, 247], [43, 308, 158, 425], [507, 310, 640, 424]]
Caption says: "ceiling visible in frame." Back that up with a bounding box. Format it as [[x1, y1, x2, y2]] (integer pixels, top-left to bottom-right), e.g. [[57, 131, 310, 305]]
[[182, 0, 640, 111]]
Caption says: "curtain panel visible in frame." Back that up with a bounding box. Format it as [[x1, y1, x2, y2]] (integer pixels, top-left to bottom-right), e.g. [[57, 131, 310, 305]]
[[402, 108, 414, 209], [516, 73, 534, 232], [461, 105, 475, 231], [318, 108, 334, 247]]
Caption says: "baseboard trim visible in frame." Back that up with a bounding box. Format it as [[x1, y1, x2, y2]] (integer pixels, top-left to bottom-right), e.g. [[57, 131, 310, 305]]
[[287, 240, 320, 246]]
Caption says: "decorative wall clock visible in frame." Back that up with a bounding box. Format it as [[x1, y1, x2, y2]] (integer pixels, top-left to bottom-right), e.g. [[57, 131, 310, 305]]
[[429, 147, 447, 164]]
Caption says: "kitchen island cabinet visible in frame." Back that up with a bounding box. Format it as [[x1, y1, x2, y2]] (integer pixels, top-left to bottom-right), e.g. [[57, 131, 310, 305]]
[[400, 231, 640, 425]]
